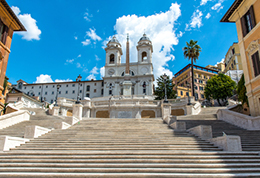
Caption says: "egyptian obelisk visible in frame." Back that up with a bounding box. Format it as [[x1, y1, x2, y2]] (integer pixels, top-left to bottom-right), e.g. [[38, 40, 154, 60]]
[[123, 34, 132, 95]]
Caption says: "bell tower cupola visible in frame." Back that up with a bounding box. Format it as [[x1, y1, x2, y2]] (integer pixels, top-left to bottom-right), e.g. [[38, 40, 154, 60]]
[[136, 33, 153, 63], [105, 36, 123, 66]]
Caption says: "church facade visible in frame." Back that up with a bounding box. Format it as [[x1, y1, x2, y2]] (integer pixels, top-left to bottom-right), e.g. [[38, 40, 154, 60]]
[[12, 34, 155, 103]]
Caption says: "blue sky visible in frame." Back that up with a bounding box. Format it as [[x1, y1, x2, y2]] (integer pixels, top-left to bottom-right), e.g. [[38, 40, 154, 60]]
[[6, 0, 237, 84]]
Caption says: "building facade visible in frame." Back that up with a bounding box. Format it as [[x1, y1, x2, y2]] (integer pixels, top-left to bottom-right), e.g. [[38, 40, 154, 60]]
[[221, 0, 260, 116], [103, 34, 154, 97], [173, 64, 218, 101], [0, 0, 26, 110], [223, 43, 243, 73], [13, 34, 154, 103]]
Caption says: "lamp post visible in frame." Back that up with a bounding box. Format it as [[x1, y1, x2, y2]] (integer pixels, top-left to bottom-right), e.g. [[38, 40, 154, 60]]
[[75, 75, 82, 104], [187, 83, 191, 105], [54, 84, 61, 106], [163, 73, 168, 103]]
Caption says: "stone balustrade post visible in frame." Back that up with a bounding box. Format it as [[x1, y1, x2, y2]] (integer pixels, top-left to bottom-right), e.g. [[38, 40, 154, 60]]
[[73, 104, 83, 120]]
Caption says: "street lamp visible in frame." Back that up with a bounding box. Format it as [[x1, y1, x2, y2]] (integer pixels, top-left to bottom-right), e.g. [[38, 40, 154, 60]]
[[163, 73, 168, 103], [187, 83, 191, 105], [54, 84, 61, 106], [75, 74, 82, 104]]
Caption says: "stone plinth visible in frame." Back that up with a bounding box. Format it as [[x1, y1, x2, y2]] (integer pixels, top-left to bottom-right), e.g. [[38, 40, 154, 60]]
[[123, 80, 132, 96], [210, 134, 242, 152], [73, 104, 83, 120], [53, 106, 60, 116], [161, 103, 171, 120], [188, 125, 213, 140]]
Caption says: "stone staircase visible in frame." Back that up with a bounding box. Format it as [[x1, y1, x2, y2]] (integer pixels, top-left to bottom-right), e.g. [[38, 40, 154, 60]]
[[178, 107, 260, 152], [0, 117, 260, 177], [0, 108, 64, 138]]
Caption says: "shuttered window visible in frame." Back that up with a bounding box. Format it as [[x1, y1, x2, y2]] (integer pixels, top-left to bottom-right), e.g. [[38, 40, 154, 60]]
[[252, 51, 260, 77], [241, 5, 256, 37], [0, 19, 9, 45]]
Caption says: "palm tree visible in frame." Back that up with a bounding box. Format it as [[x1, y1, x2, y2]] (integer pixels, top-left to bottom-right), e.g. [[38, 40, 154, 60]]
[[183, 40, 201, 98]]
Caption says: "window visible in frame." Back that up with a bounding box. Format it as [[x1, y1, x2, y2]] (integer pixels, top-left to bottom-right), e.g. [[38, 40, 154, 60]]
[[52, 91, 54, 95], [66, 85, 68, 87], [198, 74, 201, 78], [86, 93, 90, 97], [39, 86, 41, 89], [102, 82, 104, 87], [241, 5, 256, 37], [53, 85, 55, 88], [142, 51, 147, 61], [72, 84, 75, 87], [72, 90, 75, 94], [109, 90, 112, 95], [142, 82, 146, 94], [252, 51, 260, 77], [51, 99, 53, 103], [201, 94, 204, 99], [232, 48, 235, 54], [231, 64, 233, 69], [66, 91, 68, 94], [194, 79, 197, 83], [234, 60, 236, 65], [86, 85, 90, 91], [46, 86, 48, 88], [0, 19, 9, 44], [195, 86, 198, 90], [32, 86, 34, 89], [59, 91, 61, 94], [199, 87, 204, 91], [110, 54, 115, 64], [195, 93, 198, 100], [24, 87, 26, 90], [94, 89, 96, 93], [94, 83, 96, 86], [181, 91, 183, 96], [38, 92, 40, 95], [204, 76, 206, 79], [186, 92, 189, 96], [80, 90, 82, 93], [45, 92, 47, 95], [101, 89, 103, 95]]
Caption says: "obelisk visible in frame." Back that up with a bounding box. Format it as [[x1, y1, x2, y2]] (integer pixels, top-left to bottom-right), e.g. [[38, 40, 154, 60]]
[[123, 34, 132, 96]]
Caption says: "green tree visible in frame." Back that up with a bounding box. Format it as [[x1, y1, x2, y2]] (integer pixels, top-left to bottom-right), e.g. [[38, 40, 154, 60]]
[[183, 40, 201, 97], [204, 73, 236, 106], [237, 74, 248, 106], [154, 74, 177, 100]]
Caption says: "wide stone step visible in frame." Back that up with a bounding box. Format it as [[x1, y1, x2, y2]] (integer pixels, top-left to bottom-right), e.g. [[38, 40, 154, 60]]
[[0, 163, 260, 168], [1, 167, 260, 173]]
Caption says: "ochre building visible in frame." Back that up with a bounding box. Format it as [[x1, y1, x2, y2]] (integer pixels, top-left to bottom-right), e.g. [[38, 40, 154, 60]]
[[0, 0, 26, 111], [173, 64, 218, 101], [221, 0, 260, 116]]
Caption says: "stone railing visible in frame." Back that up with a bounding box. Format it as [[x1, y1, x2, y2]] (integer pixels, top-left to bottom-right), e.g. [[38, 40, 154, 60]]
[[192, 102, 201, 115], [217, 109, 260, 130], [0, 110, 30, 130]]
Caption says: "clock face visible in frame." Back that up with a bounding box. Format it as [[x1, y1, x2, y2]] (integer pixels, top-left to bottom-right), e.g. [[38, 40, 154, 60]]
[[108, 69, 115, 75], [141, 67, 148, 74]]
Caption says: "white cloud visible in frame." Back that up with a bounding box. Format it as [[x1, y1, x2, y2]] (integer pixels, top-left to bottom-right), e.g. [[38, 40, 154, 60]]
[[205, 13, 211, 19], [200, 0, 212, 5], [86, 28, 102, 41], [103, 3, 181, 80], [66, 59, 74, 64], [35, 74, 53, 83], [86, 74, 96, 80], [215, 58, 225, 66], [77, 54, 81, 58], [55, 79, 73, 82], [76, 63, 82, 68], [11, 6, 41, 41], [74, 36, 78, 40], [186, 9, 203, 30], [86, 66, 99, 80], [95, 55, 101, 61], [84, 12, 92, 21], [211, 0, 225, 12], [82, 39, 91, 46], [35, 74, 72, 83], [100, 66, 105, 78]]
